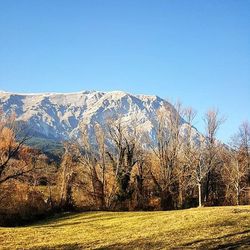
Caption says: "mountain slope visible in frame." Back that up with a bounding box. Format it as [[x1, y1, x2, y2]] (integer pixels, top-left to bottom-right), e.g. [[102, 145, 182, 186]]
[[0, 90, 201, 144]]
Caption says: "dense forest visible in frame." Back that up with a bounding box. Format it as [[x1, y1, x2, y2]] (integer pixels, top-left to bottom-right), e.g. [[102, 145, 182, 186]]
[[0, 105, 249, 226]]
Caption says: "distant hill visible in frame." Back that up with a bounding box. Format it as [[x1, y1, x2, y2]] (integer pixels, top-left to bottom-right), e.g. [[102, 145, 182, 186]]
[[26, 137, 64, 163]]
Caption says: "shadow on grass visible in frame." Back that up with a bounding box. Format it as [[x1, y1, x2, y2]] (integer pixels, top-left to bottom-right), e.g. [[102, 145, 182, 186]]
[[31, 243, 83, 250], [11, 230, 250, 250], [32, 211, 159, 229], [31, 212, 108, 227], [16, 235, 250, 250], [32, 213, 124, 229], [32, 239, 166, 250], [96, 239, 165, 250], [216, 236, 250, 249], [179, 229, 250, 249], [40, 217, 119, 229], [21, 212, 84, 228]]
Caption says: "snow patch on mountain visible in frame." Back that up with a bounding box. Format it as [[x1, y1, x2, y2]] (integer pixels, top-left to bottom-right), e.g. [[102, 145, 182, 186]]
[[0, 90, 202, 144]]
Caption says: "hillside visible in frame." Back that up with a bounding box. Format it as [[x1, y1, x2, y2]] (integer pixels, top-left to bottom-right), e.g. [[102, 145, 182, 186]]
[[1, 206, 249, 249], [26, 137, 64, 162]]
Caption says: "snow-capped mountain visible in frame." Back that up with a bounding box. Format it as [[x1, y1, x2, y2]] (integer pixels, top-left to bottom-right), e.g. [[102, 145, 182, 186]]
[[0, 90, 201, 144]]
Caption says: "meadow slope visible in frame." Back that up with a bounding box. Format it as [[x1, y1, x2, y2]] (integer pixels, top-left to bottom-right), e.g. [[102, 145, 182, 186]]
[[0, 206, 250, 249]]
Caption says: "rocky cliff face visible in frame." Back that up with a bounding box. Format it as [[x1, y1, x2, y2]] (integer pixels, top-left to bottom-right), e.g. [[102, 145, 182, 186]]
[[0, 90, 201, 144]]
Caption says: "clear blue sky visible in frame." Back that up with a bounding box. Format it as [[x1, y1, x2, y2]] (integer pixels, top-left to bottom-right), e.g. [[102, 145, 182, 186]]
[[0, 0, 249, 142]]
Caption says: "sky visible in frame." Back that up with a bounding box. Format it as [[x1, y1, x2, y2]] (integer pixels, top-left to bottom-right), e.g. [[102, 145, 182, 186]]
[[0, 0, 249, 143]]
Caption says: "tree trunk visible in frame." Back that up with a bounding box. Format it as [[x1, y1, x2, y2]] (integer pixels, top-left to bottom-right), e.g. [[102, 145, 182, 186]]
[[204, 170, 210, 203], [178, 186, 183, 209], [236, 186, 240, 206], [198, 183, 202, 207]]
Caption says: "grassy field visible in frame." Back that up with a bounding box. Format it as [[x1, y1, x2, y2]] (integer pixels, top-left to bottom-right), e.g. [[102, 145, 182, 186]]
[[0, 206, 250, 249]]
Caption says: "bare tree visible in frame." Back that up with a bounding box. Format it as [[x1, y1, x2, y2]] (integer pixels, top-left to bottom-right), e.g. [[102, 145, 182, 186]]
[[75, 125, 106, 209], [0, 112, 34, 185], [223, 121, 250, 205], [238, 121, 250, 177], [190, 146, 209, 207], [180, 107, 208, 207], [132, 147, 151, 210], [222, 151, 248, 205], [177, 107, 197, 208], [106, 119, 139, 210], [203, 108, 225, 204], [59, 143, 79, 210], [150, 102, 183, 209]]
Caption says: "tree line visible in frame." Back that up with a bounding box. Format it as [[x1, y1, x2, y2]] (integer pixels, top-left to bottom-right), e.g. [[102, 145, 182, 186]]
[[0, 105, 249, 225]]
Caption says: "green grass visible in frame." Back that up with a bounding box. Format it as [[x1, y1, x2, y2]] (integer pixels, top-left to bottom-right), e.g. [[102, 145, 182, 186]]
[[1, 206, 250, 249]]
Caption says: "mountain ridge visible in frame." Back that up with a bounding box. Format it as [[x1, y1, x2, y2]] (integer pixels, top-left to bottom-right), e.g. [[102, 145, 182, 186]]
[[0, 90, 201, 145]]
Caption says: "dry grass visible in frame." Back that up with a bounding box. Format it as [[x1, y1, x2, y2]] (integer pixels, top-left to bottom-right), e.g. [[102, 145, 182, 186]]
[[0, 206, 250, 249]]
